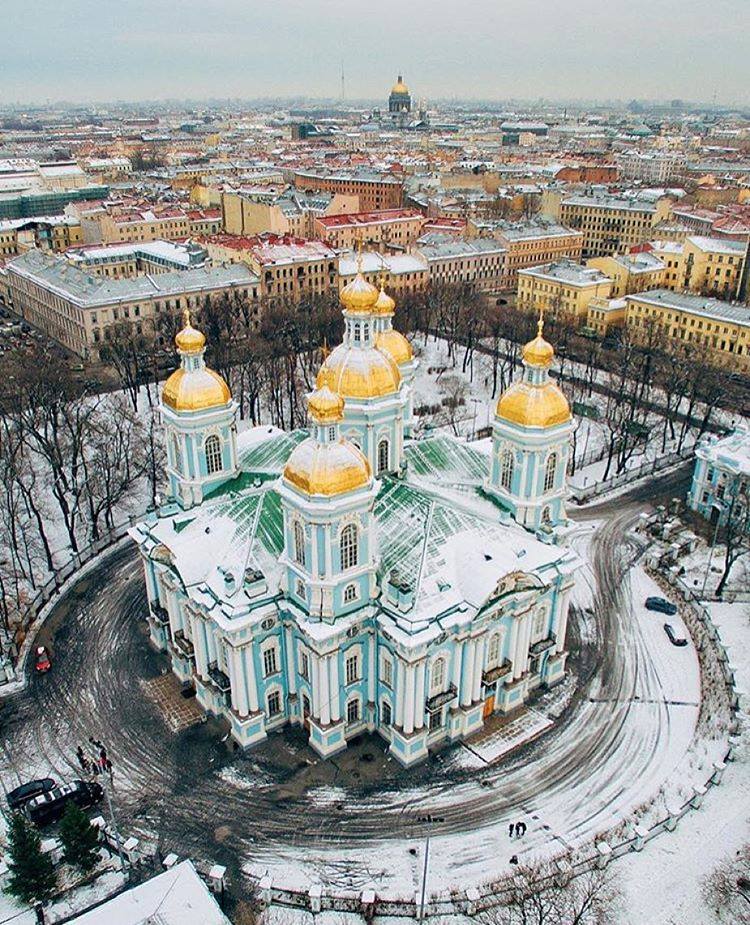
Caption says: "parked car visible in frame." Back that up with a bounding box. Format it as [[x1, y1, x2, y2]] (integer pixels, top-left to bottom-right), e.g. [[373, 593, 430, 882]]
[[34, 646, 51, 673], [7, 778, 56, 811], [645, 596, 677, 615], [664, 623, 688, 647], [25, 780, 103, 827]]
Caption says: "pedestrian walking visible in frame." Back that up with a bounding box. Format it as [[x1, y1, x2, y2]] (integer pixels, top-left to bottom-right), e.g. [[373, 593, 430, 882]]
[[105, 758, 113, 778], [76, 745, 87, 770], [515, 821, 526, 838], [509, 822, 514, 838], [509, 855, 518, 865]]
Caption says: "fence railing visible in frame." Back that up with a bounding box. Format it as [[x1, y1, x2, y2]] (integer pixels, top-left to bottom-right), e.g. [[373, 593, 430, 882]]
[[569, 445, 694, 504]]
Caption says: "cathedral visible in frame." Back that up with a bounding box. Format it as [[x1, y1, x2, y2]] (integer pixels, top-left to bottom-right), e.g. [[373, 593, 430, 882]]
[[130, 269, 580, 766]]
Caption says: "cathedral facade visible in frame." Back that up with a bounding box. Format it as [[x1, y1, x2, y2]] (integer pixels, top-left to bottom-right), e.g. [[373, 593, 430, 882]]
[[130, 272, 579, 766]]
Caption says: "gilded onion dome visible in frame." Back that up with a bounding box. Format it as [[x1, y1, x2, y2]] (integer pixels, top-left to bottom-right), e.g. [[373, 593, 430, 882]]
[[495, 314, 570, 428], [317, 343, 401, 399], [282, 388, 372, 497], [376, 328, 413, 366], [373, 284, 396, 316], [340, 271, 379, 315], [162, 310, 231, 412], [391, 76, 409, 95]]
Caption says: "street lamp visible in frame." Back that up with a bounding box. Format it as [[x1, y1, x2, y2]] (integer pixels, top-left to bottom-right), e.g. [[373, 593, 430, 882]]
[[700, 499, 726, 599]]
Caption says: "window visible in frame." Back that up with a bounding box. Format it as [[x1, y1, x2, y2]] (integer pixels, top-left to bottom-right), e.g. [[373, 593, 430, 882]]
[[430, 657, 445, 695], [380, 655, 393, 687], [345, 652, 359, 685], [328, 425, 336, 441], [267, 690, 281, 717], [377, 438, 389, 474], [542, 505, 552, 524], [299, 651, 310, 681], [263, 647, 278, 677], [487, 634, 501, 668], [293, 521, 305, 566], [340, 524, 358, 571], [532, 610, 546, 642], [500, 449, 514, 491], [353, 322, 361, 343], [295, 578, 305, 599], [544, 453, 557, 492], [205, 435, 222, 475], [381, 700, 392, 725], [346, 697, 360, 724], [429, 710, 442, 731], [344, 583, 357, 604]]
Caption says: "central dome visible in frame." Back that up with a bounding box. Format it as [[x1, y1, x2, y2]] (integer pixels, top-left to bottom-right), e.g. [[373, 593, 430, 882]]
[[340, 272, 379, 315], [317, 343, 401, 399], [375, 329, 413, 366], [495, 380, 571, 428], [283, 439, 371, 497], [391, 76, 409, 95]]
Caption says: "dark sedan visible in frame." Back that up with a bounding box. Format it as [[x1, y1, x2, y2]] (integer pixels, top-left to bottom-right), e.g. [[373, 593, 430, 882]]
[[645, 596, 677, 615], [7, 778, 56, 811]]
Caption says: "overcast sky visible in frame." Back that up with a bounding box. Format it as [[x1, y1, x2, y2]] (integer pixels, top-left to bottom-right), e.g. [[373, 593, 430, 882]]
[[3, 0, 748, 106]]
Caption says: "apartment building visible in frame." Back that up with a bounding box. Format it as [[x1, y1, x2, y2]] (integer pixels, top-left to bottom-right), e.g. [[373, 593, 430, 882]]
[[338, 251, 429, 295], [314, 208, 425, 250], [586, 251, 665, 298], [221, 187, 359, 238], [0, 214, 83, 257], [64, 240, 208, 278], [6, 249, 259, 360], [77, 204, 221, 245], [417, 236, 507, 290], [615, 151, 686, 184], [293, 169, 403, 211], [649, 236, 746, 299], [625, 289, 750, 372], [517, 260, 612, 324]]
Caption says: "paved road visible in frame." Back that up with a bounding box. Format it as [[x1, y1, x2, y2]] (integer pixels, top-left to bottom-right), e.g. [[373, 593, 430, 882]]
[[0, 467, 700, 896]]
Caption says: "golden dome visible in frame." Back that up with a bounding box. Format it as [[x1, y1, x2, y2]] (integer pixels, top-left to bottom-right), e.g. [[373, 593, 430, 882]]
[[174, 310, 206, 355], [283, 439, 371, 497], [162, 367, 231, 412], [307, 385, 344, 424], [376, 328, 413, 366], [316, 343, 401, 399], [522, 315, 554, 368], [340, 272, 379, 315], [373, 285, 396, 316], [495, 380, 571, 428], [391, 76, 409, 95]]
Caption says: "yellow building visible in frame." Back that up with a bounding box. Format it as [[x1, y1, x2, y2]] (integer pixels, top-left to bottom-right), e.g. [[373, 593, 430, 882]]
[[653, 236, 746, 299], [338, 251, 429, 296], [475, 220, 584, 289], [0, 216, 83, 257], [625, 289, 750, 372], [586, 296, 627, 336], [517, 260, 612, 324], [586, 251, 665, 298], [314, 208, 425, 251]]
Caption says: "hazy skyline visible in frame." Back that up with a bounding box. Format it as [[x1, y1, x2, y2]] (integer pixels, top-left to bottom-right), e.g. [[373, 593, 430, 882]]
[[3, 0, 749, 106]]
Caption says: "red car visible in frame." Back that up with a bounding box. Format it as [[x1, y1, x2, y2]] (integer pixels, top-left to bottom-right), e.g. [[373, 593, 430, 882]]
[[34, 646, 51, 673]]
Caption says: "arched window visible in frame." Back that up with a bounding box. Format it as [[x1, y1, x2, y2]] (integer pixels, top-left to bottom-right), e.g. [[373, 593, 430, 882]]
[[544, 452, 557, 492], [542, 505, 552, 524], [377, 438, 390, 474], [487, 633, 501, 668], [171, 433, 183, 473], [205, 435, 222, 475], [532, 609, 546, 642], [346, 697, 360, 724], [430, 657, 445, 695], [340, 524, 358, 571], [344, 583, 357, 604], [293, 521, 305, 566], [328, 425, 336, 442], [500, 449, 514, 491]]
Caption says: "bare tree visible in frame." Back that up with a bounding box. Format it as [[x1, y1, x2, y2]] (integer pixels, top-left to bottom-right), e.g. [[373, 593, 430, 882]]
[[715, 475, 750, 597], [702, 843, 750, 924]]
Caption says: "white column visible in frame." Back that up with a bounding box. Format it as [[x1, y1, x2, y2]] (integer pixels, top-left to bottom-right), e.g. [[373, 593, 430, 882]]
[[511, 616, 524, 680], [230, 646, 249, 717], [191, 613, 209, 679], [395, 659, 406, 727], [404, 665, 416, 735], [556, 590, 571, 654], [312, 655, 321, 719], [460, 639, 475, 707], [245, 645, 259, 713], [368, 633, 376, 706], [324, 525, 333, 577], [452, 640, 464, 691], [472, 635, 485, 702], [414, 661, 426, 730], [330, 653, 341, 722], [319, 656, 331, 726], [285, 626, 297, 696], [165, 588, 181, 638]]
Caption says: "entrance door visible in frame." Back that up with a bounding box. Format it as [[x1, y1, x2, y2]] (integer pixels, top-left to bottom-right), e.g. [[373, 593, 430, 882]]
[[302, 694, 311, 729], [483, 695, 495, 718]]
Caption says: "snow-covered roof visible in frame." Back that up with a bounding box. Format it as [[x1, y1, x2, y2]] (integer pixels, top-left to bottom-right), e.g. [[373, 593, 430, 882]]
[[695, 426, 750, 477]]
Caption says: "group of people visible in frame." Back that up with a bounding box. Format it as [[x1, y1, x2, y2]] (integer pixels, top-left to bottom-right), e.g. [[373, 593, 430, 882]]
[[508, 820, 527, 839], [75, 737, 113, 778]]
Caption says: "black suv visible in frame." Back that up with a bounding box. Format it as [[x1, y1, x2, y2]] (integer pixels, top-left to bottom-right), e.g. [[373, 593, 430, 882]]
[[7, 778, 56, 811], [645, 596, 677, 615], [25, 780, 103, 827]]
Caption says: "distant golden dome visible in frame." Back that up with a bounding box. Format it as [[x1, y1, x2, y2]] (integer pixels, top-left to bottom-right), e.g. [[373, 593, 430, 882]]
[[340, 272, 379, 314], [174, 311, 206, 355], [495, 380, 571, 428], [376, 329, 413, 366], [307, 385, 344, 424], [522, 315, 554, 368], [391, 76, 409, 95], [283, 438, 371, 497], [373, 285, 396, 316], [162, 367, 231, 412], [317, 343, 401, 399]]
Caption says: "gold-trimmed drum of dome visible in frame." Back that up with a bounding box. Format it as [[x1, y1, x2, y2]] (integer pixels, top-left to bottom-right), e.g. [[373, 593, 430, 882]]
[[174, 309, 206, 355], [162, 368, 231, 412], [283, 440, 372, 497], [307, 385, 345, 424], [391, 77, 409, 95], [316, 344, 401, 399], [376, 329, 413, 366], [495, 381, 571, 428], [340, 272, 379, 314]]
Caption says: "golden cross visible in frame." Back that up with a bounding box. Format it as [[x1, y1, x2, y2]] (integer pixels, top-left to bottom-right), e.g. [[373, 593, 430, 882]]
[[183, 307, 192, 329]]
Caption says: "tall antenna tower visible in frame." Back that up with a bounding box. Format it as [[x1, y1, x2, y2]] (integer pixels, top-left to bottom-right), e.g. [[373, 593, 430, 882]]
[[341, 61, 346, 101]]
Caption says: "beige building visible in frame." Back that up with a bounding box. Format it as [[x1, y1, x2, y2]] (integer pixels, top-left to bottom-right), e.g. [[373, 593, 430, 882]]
[[6, 249, 259, 360], [517, 260, 612, 324], [586, 251, 665, 298], [416, 236, 507, 290], [293, 169, 403, 211], [651, 236, 746, 299], [0, 215, 83, 257], [338, 251, 429, 296], [75, 204, 220, 245], [625, 289, 750, 372], [221, 187, 359, 239], [586, 296, 627, 337], [471, 220, 583, 290], [314, 208, 425, 250]]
